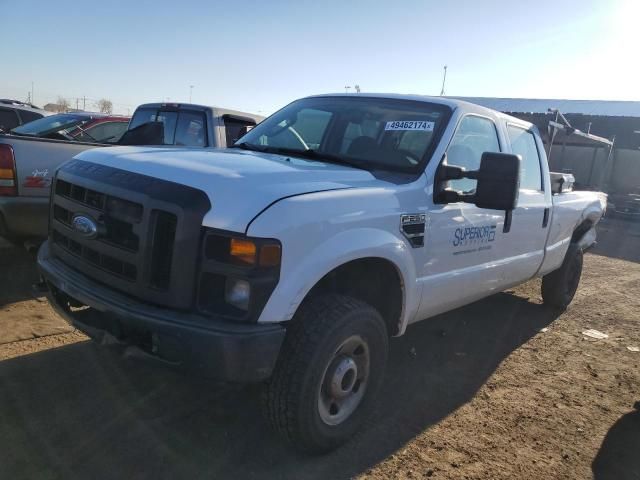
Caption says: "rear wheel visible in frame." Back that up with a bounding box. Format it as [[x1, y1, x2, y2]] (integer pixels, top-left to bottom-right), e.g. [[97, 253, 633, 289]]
[[263, 294, 388, 453], [542, 243, 583, 309]]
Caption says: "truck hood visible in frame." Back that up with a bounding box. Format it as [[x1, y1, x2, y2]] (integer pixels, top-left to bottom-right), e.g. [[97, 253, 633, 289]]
[[74, 146, 385, 232]]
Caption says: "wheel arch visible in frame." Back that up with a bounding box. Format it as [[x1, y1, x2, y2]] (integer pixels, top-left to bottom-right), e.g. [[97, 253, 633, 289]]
[[256, 228, 419, 336]]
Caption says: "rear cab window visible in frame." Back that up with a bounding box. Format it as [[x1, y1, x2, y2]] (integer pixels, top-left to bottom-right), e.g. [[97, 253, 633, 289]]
[[128, 107, 207, 146]]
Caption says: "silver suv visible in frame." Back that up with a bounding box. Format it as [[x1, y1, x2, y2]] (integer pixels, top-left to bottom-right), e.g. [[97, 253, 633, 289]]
[[0, 99, 50, 132]]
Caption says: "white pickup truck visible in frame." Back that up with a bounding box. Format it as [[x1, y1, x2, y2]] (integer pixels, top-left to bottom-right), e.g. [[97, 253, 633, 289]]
[[37, 94, 606, 452]]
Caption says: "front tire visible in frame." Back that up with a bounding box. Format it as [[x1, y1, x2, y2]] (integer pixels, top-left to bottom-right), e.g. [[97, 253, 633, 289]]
[[263, 294, 388, 453], [542, 243, 583, 309]]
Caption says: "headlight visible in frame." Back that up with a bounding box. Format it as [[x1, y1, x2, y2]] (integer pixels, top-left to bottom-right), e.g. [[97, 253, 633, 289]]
[[225, 278, 251, 310], [198, 230, 282, 321]]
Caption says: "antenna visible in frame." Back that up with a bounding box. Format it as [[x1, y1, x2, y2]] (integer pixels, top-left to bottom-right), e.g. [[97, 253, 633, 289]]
[[440, 65, 448, 96]]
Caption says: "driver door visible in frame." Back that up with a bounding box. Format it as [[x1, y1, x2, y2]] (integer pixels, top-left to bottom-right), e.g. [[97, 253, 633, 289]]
[[415, 114, 507, 322]]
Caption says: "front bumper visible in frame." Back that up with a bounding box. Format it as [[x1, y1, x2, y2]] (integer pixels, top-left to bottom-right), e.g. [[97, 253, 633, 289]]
[[0, 196, 49, 239], [38, 241, 286, 382]]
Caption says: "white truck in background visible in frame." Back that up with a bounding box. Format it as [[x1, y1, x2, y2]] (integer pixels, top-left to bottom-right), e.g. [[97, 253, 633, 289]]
[[38, 94, 606, 452], [0, 103, 263, 243]]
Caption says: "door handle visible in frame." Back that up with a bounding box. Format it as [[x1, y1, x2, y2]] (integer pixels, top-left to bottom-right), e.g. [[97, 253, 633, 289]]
[[542, 208, 550, 228]]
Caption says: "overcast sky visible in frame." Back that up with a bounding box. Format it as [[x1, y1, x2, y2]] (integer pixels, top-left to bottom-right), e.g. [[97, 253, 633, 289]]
[[2, 0, 638, 115]]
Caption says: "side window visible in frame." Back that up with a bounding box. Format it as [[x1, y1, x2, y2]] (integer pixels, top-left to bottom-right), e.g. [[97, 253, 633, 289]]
[[447, 115, 501, 193], [225, 118, 255, 146], [0, 108, 20, 131], [507, 125, 543, 191], [18, 110, 44, 125], [175, 111, 207, 147]]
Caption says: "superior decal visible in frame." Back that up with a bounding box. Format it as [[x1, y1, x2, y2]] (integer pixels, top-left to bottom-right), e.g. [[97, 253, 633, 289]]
[[452, 225, 497, 247]]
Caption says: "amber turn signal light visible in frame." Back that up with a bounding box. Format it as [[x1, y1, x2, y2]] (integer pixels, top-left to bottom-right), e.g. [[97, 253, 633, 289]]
[[260, 244, 281, 267], [230, 238, 257, 265]]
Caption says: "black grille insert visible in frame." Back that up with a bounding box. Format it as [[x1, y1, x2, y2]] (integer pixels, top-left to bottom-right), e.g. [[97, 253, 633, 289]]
[[149, 211, 177, 290], [53, 230, 137, 281], [53, 203, 139, 252], [56, 179, 143, 223]]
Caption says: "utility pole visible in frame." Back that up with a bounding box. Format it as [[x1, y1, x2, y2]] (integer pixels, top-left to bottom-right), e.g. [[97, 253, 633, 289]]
[[83, 96, 86, 111], [189, 85, 194, 103], [76, 98, 79, 110], [354, 85, 361, 93], [440, 65, 448, 96], [344, 85, 351, 93]]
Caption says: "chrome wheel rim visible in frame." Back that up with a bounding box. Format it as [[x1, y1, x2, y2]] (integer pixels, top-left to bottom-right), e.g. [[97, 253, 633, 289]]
[[318, 335, 370, 426]]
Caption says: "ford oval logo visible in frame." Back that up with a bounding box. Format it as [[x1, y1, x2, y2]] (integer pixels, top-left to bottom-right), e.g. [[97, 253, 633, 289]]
[[71, 214, 98, 239]]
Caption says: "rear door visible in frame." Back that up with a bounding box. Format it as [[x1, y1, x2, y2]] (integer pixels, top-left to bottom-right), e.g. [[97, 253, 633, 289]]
[[497, 123, 551, 284]]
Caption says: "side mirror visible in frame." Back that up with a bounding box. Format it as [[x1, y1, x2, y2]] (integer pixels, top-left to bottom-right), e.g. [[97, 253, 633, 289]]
[[435, 152, 521, 211]]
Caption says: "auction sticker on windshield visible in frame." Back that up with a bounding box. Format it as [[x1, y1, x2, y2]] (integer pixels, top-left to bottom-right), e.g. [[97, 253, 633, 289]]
[[385, 120, 434, 131]]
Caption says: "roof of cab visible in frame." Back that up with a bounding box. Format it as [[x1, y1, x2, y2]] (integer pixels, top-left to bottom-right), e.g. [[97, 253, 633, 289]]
[[306, 93, 534, 127], [135, 103, 265, 122]]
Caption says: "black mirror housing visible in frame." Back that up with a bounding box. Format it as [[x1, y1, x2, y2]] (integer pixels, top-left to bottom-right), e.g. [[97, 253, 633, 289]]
[[474, 152, 520, 210], [435, 151, 520, 211]]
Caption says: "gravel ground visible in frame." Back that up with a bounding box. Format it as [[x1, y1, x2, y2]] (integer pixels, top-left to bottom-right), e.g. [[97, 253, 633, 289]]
[[0, 217, 638, 479]]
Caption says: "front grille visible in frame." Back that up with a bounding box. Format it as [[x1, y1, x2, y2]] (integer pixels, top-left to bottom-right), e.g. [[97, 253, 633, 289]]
[[53, 230, 137, 281], [53, 199, 140, 252], [56, 179, 143, 222], [49, 160, 211, 310]]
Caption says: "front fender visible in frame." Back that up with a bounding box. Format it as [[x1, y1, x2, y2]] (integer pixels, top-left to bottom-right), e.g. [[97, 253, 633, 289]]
[[258, 227, 418, 332], [246, 188, 424, 334]]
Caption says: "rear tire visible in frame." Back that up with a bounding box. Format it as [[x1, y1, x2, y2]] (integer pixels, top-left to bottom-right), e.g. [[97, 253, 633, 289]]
[[542, 243, 583, 309], [263, 294, 388, 453]]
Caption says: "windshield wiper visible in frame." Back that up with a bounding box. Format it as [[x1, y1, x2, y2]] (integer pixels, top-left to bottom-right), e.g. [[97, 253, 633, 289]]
[[231, 143, 370, 170], [229, 142, 269, 152], [263, 147, 370, 170]]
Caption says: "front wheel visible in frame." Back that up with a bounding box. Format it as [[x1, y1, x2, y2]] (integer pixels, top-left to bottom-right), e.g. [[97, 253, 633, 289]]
[[542, 243, 584, 309], [263, 294, 388, 453]]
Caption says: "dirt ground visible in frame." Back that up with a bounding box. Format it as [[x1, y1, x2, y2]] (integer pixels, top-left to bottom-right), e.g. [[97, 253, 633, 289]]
[[0, 217, 638, 480]]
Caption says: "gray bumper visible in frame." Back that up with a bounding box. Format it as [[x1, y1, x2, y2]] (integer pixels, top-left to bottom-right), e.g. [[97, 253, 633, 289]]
[[38, 241, 286, 382], [0, 196, 49, 239]]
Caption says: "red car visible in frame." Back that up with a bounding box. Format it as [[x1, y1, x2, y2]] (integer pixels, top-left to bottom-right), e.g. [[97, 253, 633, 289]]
[[11, 112, 130, 144]]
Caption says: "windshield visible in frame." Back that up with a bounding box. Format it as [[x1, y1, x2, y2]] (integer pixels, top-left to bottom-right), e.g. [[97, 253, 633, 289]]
[[236, 96, 451, 172], [11, 113, 93, 137]]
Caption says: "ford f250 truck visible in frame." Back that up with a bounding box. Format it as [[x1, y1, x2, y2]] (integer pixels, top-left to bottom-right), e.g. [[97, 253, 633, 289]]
[[37, 94, 606, 452], [0, 103, 263, 243]]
